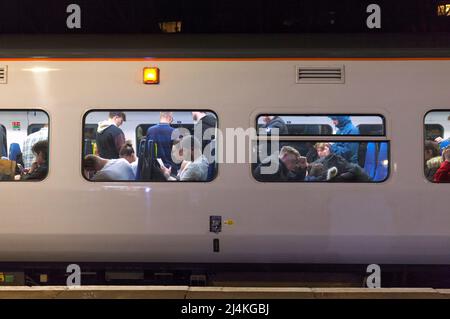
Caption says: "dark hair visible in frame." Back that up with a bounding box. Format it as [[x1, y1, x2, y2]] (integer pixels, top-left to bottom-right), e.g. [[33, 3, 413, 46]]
[[425, 140, 440, 158], [32, 140, 48, 161], [109, 112, 126, 121], [119, 141, 135, 157], [83, 155, 98, 171]]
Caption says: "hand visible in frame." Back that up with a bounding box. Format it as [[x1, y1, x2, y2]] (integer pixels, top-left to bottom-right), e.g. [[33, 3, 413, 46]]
[[297, 156, 308, 169], [29, 162, 38, 173], [160, 165, 172, 179], [435, 137, 444, 143]]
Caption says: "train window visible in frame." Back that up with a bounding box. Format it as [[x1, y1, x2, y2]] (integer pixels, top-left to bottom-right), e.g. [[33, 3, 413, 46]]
[[424, 111, 450, 183], [256, 115, 385, 136], [0, 110, 49, 182], [28, 124, 45, 135], [82, 110, 218, 182], [253, 141, 389, 183], [253, 114, 389, 183]]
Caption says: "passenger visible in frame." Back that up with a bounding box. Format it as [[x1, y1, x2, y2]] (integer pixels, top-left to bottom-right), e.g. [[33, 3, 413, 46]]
[[328, 116, 360, 163], [192, 111, 217, 150], [22, 124, 49, 169], [146, 112, 178, 173], [96, 112, 126, 159], [316, 142, 332, 159], [314, 142, 370, 182], [83, 154, 135, 181], [434, 146, 450, 183], [424, 140, 442, 182], [0, 125, 6, 158], [159, 135, 209, 181], [260, 116, 288, 135], [21, 140, 48, 181], [119, 141, 138, 177], [434, 136, 450, 153], [9, 143, 25, 174], [253, 146, 306, 182]]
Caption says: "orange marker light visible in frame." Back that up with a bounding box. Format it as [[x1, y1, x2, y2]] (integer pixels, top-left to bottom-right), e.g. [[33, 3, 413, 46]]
[[143, 67, 160, 84]]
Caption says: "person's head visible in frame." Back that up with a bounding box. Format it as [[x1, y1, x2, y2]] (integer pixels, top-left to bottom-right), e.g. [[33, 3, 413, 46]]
[[315, 142, 331, 158], [424, 140, 440, 161], [329, 116, 351, 129], [31, 140, 48, 165], [160, 112, 173, 124], [192, 112, 206, 122], [109, 112, 126, 127], [83, 155, 108, 174], [119, 141, 136, 164], [262, 116, 274, 125], [443, 146, 450, 162], [279, 146, 301, 171], [171, 135, 203, 163], [309, 163, 325, 177]]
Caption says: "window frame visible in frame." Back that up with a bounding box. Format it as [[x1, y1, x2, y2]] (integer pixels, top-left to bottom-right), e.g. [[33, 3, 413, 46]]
[[81, 109, 219, 183], [255, 113, 386, 137], [0, 108, 50, 183], [423, 109, 450, 184], [252, 113, 390, 183]]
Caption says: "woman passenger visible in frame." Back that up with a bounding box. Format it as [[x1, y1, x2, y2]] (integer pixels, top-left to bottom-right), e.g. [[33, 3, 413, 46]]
[[434, 146, 450, 183], [119, 141, 138, 177], [424, 140, 441, 182], [21, 140, 48, 181]]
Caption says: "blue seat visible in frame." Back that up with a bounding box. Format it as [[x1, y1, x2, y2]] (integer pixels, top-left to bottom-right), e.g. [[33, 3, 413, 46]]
[[135, 138, 147, 180], [373, 142, 389, 182], [136, 138, 157, 181], [363, 142, 377, 179]]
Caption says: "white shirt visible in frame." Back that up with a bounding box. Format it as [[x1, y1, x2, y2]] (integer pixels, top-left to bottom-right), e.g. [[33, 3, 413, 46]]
[[131, 159, 138, 177], [93, 158, 135, 181], [178, 155, 209, 181]]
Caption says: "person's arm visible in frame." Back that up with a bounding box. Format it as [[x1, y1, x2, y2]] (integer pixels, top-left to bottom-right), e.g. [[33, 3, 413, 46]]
[[115, 132, 126, 154], [21, 165, 47, 180], [159, 165, 178, 181], [179, 164, 202, 181]]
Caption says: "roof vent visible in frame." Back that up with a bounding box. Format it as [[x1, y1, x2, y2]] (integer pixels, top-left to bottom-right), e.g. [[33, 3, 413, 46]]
[[0, 66, 7, 84], [296, 65, 344, 84]]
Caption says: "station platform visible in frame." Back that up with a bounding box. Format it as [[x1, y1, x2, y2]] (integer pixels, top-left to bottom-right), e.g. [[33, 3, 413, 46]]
[[0, 286, 450, 299]]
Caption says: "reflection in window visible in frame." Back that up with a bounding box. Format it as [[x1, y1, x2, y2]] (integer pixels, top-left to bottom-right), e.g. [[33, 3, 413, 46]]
[[0, 110, 49, 181], [256, 115, 385, 136], [82, 110, 218, 182], [253, 141, 389, 183], [424, 111, 450, 182]]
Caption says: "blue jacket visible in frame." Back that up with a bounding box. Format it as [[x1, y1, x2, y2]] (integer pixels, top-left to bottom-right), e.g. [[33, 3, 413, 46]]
[[439, 139, 450, 152], [329, 116, 359, 164]]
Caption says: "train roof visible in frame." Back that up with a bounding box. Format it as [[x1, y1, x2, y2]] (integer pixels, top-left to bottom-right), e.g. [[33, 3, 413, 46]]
[[1, 33, 450, 58]]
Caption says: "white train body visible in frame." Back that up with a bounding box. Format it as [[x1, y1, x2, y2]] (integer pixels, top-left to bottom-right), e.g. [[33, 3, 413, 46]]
[[0, 55, 449, 265]]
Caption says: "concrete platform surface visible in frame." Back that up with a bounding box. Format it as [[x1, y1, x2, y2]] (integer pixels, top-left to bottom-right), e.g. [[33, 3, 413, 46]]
[[0, 286, 449, 299]]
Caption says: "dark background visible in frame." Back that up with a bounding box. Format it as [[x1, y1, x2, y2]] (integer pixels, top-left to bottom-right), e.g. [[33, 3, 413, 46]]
[[0, 0, 449, 34]]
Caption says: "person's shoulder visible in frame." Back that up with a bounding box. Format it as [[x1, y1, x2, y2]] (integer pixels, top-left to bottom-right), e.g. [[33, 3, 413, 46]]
[[116, 158, 131, 166], [105, 124, 122, 134]]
